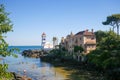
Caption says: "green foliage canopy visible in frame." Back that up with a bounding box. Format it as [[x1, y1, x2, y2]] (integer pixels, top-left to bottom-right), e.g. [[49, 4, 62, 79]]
[[0, 4, 13, 34], [102, 14, 120, 35], [0, 4, 18, 57], [74, 46, 84, 53], [94, 30, 107, 45], [88, 31, 120, 79], [102, 14, 120, 25], [0, 4, 18, 79]]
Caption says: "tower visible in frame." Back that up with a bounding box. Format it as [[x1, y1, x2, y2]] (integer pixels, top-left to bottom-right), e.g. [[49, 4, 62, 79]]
[[53, 37, 58, 49], [41, 32, 46, 48]]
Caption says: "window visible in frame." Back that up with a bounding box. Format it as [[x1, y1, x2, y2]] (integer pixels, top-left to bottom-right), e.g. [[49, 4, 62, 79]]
[[86, 36, 90, 39], [87, 46, 90, 48], [75, 39, 78, 44], [91, 37, 94, 40]]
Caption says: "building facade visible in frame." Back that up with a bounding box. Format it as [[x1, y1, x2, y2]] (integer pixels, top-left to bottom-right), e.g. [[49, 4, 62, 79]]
[[60, 29, 96, 54]]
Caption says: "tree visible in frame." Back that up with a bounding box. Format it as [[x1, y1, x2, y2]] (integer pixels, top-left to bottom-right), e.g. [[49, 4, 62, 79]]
[[94, 30, 107, 45], [88, 31, 120, 80], [0, 4, 18, 79], [74, 46, 84, 53], [98, 31, 120, 50], [74, 46, 84, 61], [102, 14, 120, 35]]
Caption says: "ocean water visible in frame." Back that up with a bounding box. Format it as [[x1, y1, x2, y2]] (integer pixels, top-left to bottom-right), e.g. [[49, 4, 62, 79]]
[[0, 46, 67, 80], [9, 46, 42, 52]]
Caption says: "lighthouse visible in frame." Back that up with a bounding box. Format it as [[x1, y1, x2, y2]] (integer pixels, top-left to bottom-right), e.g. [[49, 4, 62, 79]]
[[41, 32, 46, 48]]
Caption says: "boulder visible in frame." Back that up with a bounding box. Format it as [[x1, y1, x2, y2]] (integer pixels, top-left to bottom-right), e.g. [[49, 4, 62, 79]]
[[22, 49, 41, 58], [11, 72, 32, 80]]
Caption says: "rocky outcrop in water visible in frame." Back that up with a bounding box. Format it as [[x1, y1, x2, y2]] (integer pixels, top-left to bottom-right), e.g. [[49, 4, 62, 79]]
[[22, 49, 48, 58], [12, 72, 32, 80], [22, 50, 40, 58]]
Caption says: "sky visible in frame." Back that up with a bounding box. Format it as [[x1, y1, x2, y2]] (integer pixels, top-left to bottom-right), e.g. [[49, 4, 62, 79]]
[[0, 0, 120, 46]]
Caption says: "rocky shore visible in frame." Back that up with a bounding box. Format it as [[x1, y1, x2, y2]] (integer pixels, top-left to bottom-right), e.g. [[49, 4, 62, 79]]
[[12, 72, 32, 80], [22, 49, 48, 58]]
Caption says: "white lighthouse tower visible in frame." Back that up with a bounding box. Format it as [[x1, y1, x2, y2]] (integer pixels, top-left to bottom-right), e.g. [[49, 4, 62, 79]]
[[41, 32, 46, 48]]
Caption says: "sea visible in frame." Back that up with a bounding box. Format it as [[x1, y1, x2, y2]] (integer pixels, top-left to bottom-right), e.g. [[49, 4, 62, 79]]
[[9, 46, 42, 52], [0, 46, 65, 80]]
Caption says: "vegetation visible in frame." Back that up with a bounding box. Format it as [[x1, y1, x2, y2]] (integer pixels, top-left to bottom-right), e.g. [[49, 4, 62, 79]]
[[74, 45, 84, 53], [94, 30, 107, 45], [103, 14, 120, 35], [89, 14, 120, 76], [41, 47, 105, 80], [41, 14, 120, 80], [45, 48, 73, 63], [44, 45, 84, 63], [88, 29, 120, 80], [0, 4, 18, 79]]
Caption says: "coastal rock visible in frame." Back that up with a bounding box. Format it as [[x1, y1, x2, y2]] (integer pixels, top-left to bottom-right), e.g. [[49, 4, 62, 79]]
[[12, 72, 32, 80], [22, 49, 40, 58], [22, 49, 48, 58]]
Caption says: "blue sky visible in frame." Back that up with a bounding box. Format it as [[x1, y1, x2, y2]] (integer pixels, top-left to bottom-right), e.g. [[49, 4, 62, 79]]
[[0, 0, 120, 46]]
